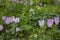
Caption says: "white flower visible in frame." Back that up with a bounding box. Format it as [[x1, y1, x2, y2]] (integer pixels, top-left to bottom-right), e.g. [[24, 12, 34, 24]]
[[14, 18, 20, 23], [38, 20, 45, 27], [29, 8, 34, 12], [5, 30, 9, 33], [16, 27, 20, 32]]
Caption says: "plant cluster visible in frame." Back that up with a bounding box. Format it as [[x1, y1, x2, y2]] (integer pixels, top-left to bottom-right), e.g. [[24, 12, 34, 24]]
[[0, 0, 60, 40]]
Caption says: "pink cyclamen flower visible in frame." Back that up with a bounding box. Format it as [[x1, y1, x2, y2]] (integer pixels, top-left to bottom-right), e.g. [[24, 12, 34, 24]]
[[0, 25, 3, 31], [14, 18, 20, 23], [16, 27, 20, 32], [2, 16, 7, 21], [47, 19, 54, 28], [38, 20, 45, 27], [54, 17, 60, 25]]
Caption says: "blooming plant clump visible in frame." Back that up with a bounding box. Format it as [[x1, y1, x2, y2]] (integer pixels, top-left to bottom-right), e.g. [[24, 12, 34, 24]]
[[2, 16, 20, 24], [0, 0, 60, 40]]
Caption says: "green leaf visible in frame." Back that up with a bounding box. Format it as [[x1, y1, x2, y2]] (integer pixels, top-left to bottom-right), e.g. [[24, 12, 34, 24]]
[[20, 25, 33, 31]]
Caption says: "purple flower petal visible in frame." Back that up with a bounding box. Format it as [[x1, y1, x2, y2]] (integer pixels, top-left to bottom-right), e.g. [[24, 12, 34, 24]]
[[14, 18, 20, 23], [54, 17, 60, 25], [0, 25, 3, 31], [30, 1, 33, 5], [2, 16, 7, 21], [5, 17, 11, 24], [9, 16, 15, 23], [47, 19, 54, 28]]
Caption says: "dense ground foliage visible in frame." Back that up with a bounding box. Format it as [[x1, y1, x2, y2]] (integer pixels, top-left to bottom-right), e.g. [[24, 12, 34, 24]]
[[0, 0, 60, 40]]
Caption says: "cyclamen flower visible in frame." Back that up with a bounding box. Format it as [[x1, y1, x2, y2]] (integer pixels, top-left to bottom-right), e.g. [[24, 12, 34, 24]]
[[5, 17, 11, 24], [9, 16, 15, 23], [2, 16, 7, 21], [0, 25, 3, 31], [47, 19, 54, 28], [2, 16, 11, 24], [54, 17, 60, 25], [14, 18, 20, 23], [38, 20, 45, 27], [16, 27, 20, 32], [5, 30, 9, 33], [2, 16, 20, 24]]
